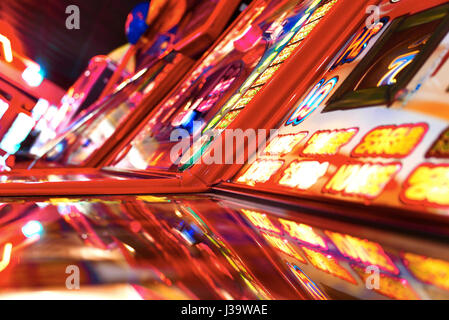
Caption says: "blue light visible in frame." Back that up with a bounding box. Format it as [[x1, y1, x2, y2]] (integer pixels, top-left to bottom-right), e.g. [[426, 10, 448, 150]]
[[22, 220, 43, 238]]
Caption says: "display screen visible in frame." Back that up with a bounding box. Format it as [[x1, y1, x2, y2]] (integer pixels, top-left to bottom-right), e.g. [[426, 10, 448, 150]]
[[234, 2, 449, 216], [110, 0, 340, 171]]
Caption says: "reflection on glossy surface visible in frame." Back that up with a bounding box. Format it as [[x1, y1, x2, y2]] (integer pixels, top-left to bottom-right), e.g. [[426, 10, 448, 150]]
[[0, 193, 448, 299]]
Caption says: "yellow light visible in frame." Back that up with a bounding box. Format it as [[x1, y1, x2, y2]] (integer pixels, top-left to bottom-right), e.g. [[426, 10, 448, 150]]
[[302, 246, 357, 284], [402, 164, 449, 207], [0, 243, 12, 272], [325, 231, 398, 274], [261, 232, 306, 263], [353, 265, 419, 300], [352, 123, 427, 158], [241, 209, 281, 234], [402, 252, 449, 292], [0, 34, 13, 63], [323, 162, 401, 199], [302, 128, 357, 156], [279, 161, 329, 190], [279, 219, 327, 249]]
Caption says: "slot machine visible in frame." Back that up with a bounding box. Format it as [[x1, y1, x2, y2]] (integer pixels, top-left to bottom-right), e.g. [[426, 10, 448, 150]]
[[0, 0, 359, 196]]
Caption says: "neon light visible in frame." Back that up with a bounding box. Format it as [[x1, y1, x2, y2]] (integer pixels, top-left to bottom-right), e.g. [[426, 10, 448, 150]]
[[402, 252, 449, 292], [253, 64, 282, 87], [0, 99, 9, 120], [0, 34, 13, 63], [214, 110, 241, 130], [0, 113, 36, 154], [22, 220, 44, 238], [231, 87, 263, 110], [22, 65, 45, 87], [287, 263, 328, 300], [378, 51, 419, 87], [285, 77, 338, 126], [323, 162, 401, 199], [279, 219, 327, 249], [261, 232, 306, 263], [31, 98, 50, 121], [264, 132, 308, 156], [302, 128, 358, 156], [352, 265, 419, 300], [426, 127, 449, 158], [279, 161, 329, 190], [0, 243, 12, 272], [301, 246, 357, 284], [325, 231, 399, 274], [241, 209, 281, 234], [401, 163, 449, 208], [237, 159, 284, 186], [331, 19, 387, 70], [352, 123, 427, 158], [270, 42, 301, 65]]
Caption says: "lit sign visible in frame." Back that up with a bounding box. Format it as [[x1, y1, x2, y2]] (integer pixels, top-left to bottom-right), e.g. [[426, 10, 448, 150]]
[[323, 162, 401, 199], [401, 163, 449, 207], [302, 246, 357, 284], [262, 232, 306, 263], [351, 123, 427, 158], [279, 219, 327, 249], [0, 34, 13, 63], [285, 77, 338, 126], [330, 18, 388, 70], [353, 266, 419, 300], [427, 127, 449, 158], [325, 231, 398, 274], [378, 51, 420, 86], [302, 128, 358, 156], [264, 132, 308, 156], [241, 209, 281, 234], [402, 252, 449, 292], [279, 161, 329, 190], [287, 263, 328, 300], [237, 159, 284, 186]]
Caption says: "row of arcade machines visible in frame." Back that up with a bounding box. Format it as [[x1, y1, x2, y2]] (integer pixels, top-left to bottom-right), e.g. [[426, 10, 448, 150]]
[[0, 0, 448, 300]]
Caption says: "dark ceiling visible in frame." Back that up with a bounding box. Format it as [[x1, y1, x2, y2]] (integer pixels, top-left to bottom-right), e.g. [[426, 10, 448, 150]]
[[0, 0, 144, 89]]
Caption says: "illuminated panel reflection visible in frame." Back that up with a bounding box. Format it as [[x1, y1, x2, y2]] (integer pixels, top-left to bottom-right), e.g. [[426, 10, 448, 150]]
[[237, 159, 284, 186], [301, 246, 357, 284], [353, 266, 419, 300], [241, 209, 281, 234], [264, 132, 308, 156], [261, 232, 306, 263], [402, 252, 449, 292], [325, 231, 398, 274], [279, 219, 327, 250]]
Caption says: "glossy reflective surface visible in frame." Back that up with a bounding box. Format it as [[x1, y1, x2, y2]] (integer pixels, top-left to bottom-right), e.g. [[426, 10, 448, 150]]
[[0, 193, 448, 300]]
